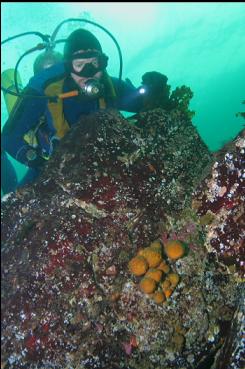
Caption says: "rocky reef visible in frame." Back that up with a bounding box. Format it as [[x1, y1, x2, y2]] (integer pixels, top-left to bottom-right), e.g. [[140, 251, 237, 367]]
[[193, 130, 244, 277], [1, 108, 244, 369]]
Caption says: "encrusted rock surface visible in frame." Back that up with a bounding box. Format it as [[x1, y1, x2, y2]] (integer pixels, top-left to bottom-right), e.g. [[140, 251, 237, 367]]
[[1, 109, 243, 368], [193, 130, 245, 277]]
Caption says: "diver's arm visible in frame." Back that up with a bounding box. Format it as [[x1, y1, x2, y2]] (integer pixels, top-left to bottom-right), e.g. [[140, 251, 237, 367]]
[[1, 87, 47, 167], [111, 72, 170, 113], [111, 77, 143, 113]]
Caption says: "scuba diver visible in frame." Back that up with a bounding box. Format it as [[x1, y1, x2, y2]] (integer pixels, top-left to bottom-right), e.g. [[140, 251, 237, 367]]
[[1, 21, 169, 193]]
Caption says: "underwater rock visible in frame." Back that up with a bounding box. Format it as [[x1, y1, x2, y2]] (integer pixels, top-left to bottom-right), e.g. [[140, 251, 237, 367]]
[[193, 129, 245, 277], [212, 285, 244, 369], [1, 108, 241, 368]]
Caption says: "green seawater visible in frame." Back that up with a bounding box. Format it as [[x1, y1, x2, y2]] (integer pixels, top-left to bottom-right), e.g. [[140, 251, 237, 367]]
[[1, 2, 245, 186]]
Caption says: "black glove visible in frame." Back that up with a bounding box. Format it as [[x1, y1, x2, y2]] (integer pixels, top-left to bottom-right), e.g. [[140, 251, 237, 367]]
[[141, 71, 170, 110], [142, 71, 168, 94]]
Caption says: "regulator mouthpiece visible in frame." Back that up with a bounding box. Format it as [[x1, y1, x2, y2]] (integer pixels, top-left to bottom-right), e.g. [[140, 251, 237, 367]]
[[80, 79, 103, 98]]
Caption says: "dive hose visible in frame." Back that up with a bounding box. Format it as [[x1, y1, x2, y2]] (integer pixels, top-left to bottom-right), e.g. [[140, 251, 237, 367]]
[[1, 18, 123, 101]]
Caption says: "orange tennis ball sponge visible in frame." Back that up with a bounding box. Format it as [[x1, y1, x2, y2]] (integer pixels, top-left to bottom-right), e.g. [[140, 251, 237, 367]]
[[164, 240, 185, 260], [139, 277, 157, 294], [128, 256, 149, 276], [164, 289, 173, 299], [149, 240, 163, 253], [158, 261, 170, 274], [168, 273, 180, 287], [145, 268, 163, 282], [153, 291, 166, 304], [138, 247, 162, 268], [161, 279, 171, 290]]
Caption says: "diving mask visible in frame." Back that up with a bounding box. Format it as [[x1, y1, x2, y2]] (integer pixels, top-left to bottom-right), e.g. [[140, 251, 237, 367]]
[[70, 51, 108, 78]]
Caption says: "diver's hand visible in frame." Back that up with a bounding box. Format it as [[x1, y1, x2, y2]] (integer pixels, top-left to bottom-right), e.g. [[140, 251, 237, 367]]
[[141, 71, 170, 111], [25, 149, 47, 168], [141, 71, 168, 94]]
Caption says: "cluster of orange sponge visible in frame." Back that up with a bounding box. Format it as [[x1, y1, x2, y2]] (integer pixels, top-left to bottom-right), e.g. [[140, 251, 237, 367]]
[[128, 239, 185, 304]]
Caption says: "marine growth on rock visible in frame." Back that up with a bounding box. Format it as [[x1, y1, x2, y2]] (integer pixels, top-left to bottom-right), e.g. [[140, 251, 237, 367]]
[[1, 109, 243, 369]]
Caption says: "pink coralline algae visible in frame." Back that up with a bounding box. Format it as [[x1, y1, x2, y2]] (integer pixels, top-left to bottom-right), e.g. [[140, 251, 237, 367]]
[[193, 130, 245, 277]]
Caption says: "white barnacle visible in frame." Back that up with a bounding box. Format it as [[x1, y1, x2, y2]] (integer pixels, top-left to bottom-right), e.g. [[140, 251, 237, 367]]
[[235, 137, 245, 148], [20, 312, 26, 321]]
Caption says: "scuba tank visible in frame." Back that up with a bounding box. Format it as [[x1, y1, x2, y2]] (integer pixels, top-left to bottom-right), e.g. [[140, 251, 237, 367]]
[[1, 49, 63, 114], [33, 49, 63, 75], [1, 49, 63, 113]]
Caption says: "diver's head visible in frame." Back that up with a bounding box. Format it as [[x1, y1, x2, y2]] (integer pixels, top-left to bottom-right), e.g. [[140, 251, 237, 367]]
[[33, 50, 63, 75], [64, 29, 108, 92], [64, 29, 103, 57]]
